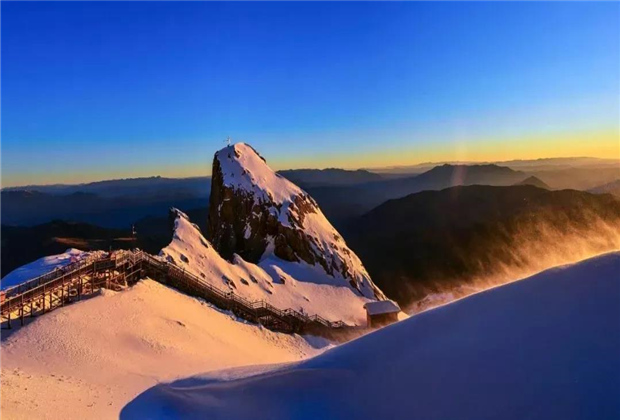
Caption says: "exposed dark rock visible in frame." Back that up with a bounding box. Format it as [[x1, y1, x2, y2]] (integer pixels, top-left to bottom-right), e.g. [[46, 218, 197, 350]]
[[206, 143, 385, 300]]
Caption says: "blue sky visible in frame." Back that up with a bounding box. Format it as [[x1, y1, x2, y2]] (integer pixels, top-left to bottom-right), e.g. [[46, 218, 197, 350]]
[[2, 1, 619, 186]]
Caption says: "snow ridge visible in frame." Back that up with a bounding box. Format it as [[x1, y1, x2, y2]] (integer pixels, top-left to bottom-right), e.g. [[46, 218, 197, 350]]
[[162, 208, 377, 325]]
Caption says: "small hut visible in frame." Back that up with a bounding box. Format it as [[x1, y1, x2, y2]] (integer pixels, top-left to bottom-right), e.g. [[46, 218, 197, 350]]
[[364, 300, 401, 328]]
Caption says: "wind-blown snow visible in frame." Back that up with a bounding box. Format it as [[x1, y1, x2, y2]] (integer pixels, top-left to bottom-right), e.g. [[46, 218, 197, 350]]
[[161, 210, 374, 325], [1, 248, 90, 290], [123, 252, 620, 420], [0, 279, 328, 420]]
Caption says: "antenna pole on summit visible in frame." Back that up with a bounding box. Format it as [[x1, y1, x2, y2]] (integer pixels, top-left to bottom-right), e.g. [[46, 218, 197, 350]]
[[226, 136, 232, 146]]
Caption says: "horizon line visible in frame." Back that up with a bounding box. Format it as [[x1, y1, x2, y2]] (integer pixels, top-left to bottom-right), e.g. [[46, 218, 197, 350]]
[[2, 154, 618, 190]]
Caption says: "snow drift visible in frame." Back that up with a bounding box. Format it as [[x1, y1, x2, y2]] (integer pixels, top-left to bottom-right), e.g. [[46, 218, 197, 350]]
[[0, 279, 327, 420], [122, 252, 620, 420]]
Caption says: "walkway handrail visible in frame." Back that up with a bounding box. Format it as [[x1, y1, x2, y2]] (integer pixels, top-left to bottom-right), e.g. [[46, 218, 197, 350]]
[[1, 249, 350, 331], [2, 252, 104, 298]]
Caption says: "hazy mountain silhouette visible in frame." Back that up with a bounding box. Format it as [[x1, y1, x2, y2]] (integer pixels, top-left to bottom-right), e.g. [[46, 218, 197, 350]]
[[1, 221, 133, 277], [514, 176, 550, 189], [1, 176, 211, 198], [1, 207, 209, 278], [1, 178, 210, 228], [278, 168, 382, 188], [529, 167, 619, 190], [366, 157, 619, 176], [589, 179, 620, 197], [344, 185, 620, 307], [308, 164, 528, 228]]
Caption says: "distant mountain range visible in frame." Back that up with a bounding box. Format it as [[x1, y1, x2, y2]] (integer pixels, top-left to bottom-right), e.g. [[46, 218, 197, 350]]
[[1, 164, 530, 228], [366, 156, 620, 175], [588, 179, 620, 197], [1, 176, 211, 198], [277, 168, 382, 188], [1, 221, 133, 277], [514, 176, 550, 189], [3, 157, 618, 229], [307, 164, 530, 227], [1, 185, 209, 227], [1, 208, 210, 279], [344, 185, 620, 308], [1, 176, 210, 226], [3, 159, 616, 235], [527, 167, 619, 190]]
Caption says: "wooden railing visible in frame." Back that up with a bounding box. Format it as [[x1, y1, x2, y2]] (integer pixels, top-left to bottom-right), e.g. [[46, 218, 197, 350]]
[[2, 252, 104, 299], [1, 250, 349, 334], [135, 251, 347, 332]]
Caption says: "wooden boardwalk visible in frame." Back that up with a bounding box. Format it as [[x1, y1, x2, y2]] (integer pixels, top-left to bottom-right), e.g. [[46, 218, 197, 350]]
[[1, 250, 351, 336]]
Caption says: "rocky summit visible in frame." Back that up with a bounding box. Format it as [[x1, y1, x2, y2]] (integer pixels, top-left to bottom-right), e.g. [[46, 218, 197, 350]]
[[207, 143, 384, 300]]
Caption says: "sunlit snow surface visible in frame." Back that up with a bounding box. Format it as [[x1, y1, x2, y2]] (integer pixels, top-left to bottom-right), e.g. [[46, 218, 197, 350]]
[[161, 143, 386, 326], [0, 279, 329, 419], [216, 143, 305, 206], [161, 210, 375, 325], [123, 252, 620, 420], [1, 248, 90, 290]]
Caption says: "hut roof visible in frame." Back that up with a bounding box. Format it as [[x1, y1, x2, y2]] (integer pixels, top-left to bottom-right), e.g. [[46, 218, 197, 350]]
[[364, 300, 401, 316]]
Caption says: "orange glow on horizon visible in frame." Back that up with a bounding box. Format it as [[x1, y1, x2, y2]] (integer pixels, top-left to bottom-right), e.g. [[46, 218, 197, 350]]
[[2, 128, 618, 188], [273, 128, 620, 171]]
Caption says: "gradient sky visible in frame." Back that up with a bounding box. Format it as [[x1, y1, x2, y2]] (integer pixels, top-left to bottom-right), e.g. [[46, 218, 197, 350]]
[[2, 1, 619, 187]]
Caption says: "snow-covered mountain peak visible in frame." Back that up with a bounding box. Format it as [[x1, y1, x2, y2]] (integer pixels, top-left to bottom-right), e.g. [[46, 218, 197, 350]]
[[214, 142, 303, 205], [209, 143, 385, 301]]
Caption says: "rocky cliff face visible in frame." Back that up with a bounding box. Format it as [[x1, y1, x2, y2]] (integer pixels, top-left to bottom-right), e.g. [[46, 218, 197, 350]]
[[207, 143, 384, 300]]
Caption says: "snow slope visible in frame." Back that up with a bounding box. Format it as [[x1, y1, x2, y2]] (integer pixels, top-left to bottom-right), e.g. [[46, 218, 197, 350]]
[[161, 209, 375, 325], [123, 252, 620, 420], [0, 279, 328, 420], [1, 248, 91, 290]]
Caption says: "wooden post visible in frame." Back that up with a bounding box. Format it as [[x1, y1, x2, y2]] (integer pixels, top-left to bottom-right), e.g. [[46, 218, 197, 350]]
[[20, 295, 24, 326], [7, 310, 11, 329]]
